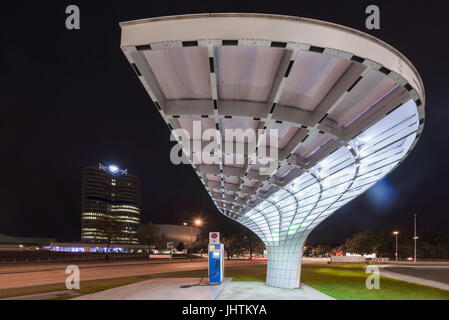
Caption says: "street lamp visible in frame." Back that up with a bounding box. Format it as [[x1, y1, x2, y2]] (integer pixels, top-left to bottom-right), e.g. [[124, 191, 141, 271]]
[[183, 218, 203, 261], [194, 219, 204, 258], [413, 214, 418, 264], [393, 231, 399, 262]]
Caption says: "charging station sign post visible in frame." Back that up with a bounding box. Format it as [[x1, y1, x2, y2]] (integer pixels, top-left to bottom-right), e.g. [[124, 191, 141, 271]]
[[208, 232, 224, 284]]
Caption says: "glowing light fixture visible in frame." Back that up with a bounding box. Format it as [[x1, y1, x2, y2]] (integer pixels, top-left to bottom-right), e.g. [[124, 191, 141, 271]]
[[108, 165, 120, 174]]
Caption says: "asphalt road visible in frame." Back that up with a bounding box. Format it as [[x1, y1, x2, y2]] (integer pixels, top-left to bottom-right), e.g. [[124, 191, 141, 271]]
[[0, 259, 265, 290], [384, 266, 449, 285]]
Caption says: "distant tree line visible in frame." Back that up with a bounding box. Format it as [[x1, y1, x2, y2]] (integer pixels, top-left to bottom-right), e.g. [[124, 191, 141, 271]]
[[92, 214, 267, 260], [96, 215, 449, 261], [307, 227, 449, 259], [137, 221, 168, 250], [192, 219, 265, 259]]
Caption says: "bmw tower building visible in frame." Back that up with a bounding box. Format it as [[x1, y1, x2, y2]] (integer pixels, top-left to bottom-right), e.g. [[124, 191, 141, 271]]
[[81, 164, 141, 244]]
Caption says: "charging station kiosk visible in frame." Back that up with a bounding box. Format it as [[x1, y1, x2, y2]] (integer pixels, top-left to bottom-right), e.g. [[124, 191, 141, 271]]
[[208, 232, 224, 284]]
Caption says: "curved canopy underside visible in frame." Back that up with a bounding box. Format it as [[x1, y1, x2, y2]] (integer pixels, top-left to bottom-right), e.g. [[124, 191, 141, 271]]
[[120, 14, 425, 247]]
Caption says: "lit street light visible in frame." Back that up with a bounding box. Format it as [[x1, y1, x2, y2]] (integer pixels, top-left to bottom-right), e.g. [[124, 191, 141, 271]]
[[413, 214, 418, 264], [183, 218, 203, 261], [393, 231, 399, 262]]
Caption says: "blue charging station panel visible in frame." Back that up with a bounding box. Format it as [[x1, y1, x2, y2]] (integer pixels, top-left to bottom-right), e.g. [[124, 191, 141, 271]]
[[208, 243, 224, 283]]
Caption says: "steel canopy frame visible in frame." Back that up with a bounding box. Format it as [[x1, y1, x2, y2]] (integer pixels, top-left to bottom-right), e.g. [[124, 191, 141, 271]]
[[120, 13, 425, 289]]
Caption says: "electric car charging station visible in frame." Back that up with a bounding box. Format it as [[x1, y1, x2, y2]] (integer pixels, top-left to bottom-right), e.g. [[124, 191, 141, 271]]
[[208, 232, 224, 284]]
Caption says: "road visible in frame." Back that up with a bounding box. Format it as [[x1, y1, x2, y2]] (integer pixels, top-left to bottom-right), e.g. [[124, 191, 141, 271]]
[[0, 259, 265, 290], [384, 266, 449, 285]]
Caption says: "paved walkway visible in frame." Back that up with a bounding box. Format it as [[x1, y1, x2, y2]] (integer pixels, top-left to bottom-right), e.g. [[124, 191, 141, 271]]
[[373, 265, 449, 291], [73, 278, 334, 300], [216, 281, 334, 300]]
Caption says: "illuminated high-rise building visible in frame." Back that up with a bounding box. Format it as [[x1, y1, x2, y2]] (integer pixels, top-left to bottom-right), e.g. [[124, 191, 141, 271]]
[[81, 163, 141, 244]]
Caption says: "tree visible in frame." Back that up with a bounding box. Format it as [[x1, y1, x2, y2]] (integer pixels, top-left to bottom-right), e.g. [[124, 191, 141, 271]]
[[344, 230, 377, 255], [315, 227, 449, 261], [344, 227, 419, 259], [221, 235, 236, 259], [176, 241, 186, 251], [137, 221, 162, 253], [192, 218, 265, 259], [243, 233, 265, 259], [330, 245, 345, 256], [314, 244, 331, 257], [192, 233, 209, 256], [417, 231, 449, 259], [303, 246, 314, 257], [251, 238, 266, 257], [373, 227, 397, 258]]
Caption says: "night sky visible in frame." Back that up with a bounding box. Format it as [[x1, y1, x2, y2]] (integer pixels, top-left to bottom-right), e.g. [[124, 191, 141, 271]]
[[0, 1, 448, 245]]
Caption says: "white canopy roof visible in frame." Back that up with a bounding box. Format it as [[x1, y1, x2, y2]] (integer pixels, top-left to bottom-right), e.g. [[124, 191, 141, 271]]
[[120, 13, 425, 244]]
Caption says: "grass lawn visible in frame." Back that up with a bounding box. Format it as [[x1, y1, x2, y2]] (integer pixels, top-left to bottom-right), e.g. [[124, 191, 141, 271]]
[[224, 263, 449, 300], [1, 263, 449, 300], [0, 276, 155, 299], [303, 264, 449, 300]]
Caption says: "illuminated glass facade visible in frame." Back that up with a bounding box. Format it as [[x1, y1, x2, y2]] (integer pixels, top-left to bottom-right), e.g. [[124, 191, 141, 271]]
[[239, 100, 419, 287], [81, 164, 141, 244], [120, 14, 425, 288]]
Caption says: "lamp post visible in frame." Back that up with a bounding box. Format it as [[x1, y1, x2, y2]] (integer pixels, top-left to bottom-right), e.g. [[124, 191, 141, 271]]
[[393, 231, 399, 262], [183, 219, 203, 262], [413, 214, 418, 264]]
